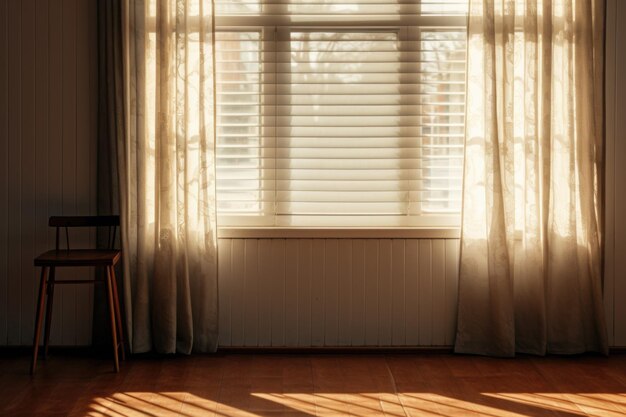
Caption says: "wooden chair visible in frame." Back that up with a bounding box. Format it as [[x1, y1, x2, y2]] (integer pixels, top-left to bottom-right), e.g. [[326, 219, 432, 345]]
[[31, 215, 125, 374]]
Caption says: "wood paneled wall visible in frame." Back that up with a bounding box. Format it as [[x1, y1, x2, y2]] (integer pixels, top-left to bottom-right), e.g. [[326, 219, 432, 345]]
[[0, 0, 625, 348], [605, 0, 626, 347], [0, 0, 98, 346], [217, 238, 460, 347]]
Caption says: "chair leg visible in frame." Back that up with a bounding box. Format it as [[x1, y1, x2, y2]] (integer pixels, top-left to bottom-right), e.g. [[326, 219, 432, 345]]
[[31, 267, 49, 374], [43, 267, 56, 359], [109, 266, 126, 361], [105, 269, 120, 373]]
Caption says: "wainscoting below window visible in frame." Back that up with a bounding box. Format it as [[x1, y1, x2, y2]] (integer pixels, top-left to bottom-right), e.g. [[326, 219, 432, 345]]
[[217, 238, 460, 347]]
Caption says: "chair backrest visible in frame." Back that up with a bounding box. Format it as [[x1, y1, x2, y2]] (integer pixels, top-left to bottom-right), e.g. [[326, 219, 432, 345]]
[[49, 215, 120, 250]]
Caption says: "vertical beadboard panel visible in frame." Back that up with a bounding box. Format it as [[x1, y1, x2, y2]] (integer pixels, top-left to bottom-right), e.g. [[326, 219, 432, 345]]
[[0, 0, 97, 346], [284, 239, 298, 345], [604, 0, 616, 348], [0, 0, 9, 345], [74, 0, 93, 346], [6, 0, 22, 346], [297, 239, 312, 346], [363, 240, 379, 345], [350, 239, 365, 346], [19, 0, 37, 347], [218, 238, 462, 347], [612, 0, 626, 346], [229, 239, 245, 346], [377, 239, 392, 345], [444, 239, 460, 345], [310, 239, 325, 346], [270, 239, 286, 346], [47, 0, 65, 346], [405, 239, 419, 345], [217, 238, 231, 346], [418, 240, 432, 345], [87, 0, 98, 349], [60, 0, 78, 346], [243, 239, 258, 346], [431, 240, 446, 345], [391, 239, 405, 345], [47, 2, 63, 345], [337, 239, 351, 346], [324, 239, 339, 345], [257, 239, 273, 346], [33, 0, 50, 347]]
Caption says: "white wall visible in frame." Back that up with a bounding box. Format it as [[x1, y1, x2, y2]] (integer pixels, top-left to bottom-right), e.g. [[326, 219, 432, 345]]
[[0, 0, 625, 348]]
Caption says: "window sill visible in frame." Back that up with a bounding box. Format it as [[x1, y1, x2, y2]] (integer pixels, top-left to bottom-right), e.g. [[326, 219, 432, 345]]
[[217, 227, 461, 239]]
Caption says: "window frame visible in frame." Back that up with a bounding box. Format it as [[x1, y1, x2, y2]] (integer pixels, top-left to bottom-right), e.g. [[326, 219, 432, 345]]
[[215, 8, 467, 232]]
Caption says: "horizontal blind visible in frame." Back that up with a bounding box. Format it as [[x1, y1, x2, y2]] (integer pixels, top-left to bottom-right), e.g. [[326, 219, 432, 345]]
[[215, 1, 467, 226], [216, 0, 468, 17], [416, 28, 465, 214], [216, 31, 267, 216], [279, 30, 408, 216]]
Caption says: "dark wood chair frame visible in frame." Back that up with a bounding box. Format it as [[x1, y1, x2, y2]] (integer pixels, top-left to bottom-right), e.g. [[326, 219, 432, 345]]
[[31, 215, 125, 374]]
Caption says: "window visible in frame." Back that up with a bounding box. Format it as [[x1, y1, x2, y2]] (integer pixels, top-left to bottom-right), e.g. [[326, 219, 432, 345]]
[[215, 0, 467, 227]]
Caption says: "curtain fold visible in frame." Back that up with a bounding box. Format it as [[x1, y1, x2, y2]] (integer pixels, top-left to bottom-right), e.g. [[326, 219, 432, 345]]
[[456, 0, 607, 357], [117, 0, 219, 354], [95, 0, 126, 351]]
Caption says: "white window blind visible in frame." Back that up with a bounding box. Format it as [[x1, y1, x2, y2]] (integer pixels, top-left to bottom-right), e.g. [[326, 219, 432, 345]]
[[216, 31, 266, 216], [215, 1, 467, 227]]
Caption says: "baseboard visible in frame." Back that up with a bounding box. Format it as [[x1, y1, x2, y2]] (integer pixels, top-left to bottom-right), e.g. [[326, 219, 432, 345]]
[[3, 345, 625, 356], [0, 345, 107, 358], [0, 345, 455, 357], [216, 346, 455, 354]]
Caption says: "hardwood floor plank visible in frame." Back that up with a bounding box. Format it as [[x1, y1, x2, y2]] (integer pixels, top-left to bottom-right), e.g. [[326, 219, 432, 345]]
[[1, 353, 625, 417]]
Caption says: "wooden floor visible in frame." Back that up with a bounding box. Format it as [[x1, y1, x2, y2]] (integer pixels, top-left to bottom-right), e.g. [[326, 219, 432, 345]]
[[1, 352, 626, 417]]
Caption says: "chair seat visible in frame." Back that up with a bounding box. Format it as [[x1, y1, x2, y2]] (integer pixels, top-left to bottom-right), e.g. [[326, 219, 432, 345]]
[[34, 249, 121, 267]]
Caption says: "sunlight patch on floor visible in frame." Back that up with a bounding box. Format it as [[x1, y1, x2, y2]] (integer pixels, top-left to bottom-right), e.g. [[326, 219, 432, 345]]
[[85, 391, 626, 417], [483, 392, 626, 417]]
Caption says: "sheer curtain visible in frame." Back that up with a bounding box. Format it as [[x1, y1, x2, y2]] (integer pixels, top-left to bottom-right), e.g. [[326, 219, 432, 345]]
[[118, 0, 218, 354], [456, 0, 607, 356]]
